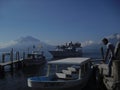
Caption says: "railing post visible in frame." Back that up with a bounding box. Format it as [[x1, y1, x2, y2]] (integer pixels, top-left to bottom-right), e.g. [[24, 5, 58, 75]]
[[2, 54, 5, 63], [23, 52, 25, 60], [10, 48, 14, 72]]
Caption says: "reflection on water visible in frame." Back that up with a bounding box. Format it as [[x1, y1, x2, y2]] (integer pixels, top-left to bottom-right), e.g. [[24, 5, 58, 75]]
[[0, 64, 47, 90], [0, 42, 106, 90], [0, 63, 99, 90], [0, 52, 103, 90]]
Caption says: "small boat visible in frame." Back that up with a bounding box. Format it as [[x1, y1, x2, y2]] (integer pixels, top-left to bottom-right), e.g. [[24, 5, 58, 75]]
[[27, 57, 92, 89], [22, 51, 46, 66], [49, 42, 82, 59]]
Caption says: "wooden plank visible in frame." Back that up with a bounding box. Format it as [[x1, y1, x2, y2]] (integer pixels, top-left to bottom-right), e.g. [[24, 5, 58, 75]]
[[0, 60, 21, 66]]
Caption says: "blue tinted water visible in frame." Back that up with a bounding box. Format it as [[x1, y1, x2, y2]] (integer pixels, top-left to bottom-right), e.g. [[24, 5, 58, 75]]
[[0, 51, 102, 90]]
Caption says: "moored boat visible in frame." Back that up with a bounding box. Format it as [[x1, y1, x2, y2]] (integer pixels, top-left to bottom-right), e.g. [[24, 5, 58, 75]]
[[27, 57, 92, 89], [22, 51, 46, 66], [49, 42, 82, 59]]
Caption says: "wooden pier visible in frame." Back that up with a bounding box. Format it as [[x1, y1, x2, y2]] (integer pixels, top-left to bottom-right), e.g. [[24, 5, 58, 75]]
[[0, 49, 23, 73], [0, 49, 46, 74]]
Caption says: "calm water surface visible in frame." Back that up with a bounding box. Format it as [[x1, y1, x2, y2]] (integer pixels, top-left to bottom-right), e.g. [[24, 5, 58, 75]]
[[0, 63, 100, 90], [0, 52, 105, 90]]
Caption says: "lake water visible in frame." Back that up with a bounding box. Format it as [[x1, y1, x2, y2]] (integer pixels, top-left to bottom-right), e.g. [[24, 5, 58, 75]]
[[0, 52, 104, 90], [0, 64, 98, 90]]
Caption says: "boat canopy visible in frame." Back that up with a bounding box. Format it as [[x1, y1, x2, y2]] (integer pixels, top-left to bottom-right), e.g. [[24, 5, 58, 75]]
[[48, 57, 91, 65]]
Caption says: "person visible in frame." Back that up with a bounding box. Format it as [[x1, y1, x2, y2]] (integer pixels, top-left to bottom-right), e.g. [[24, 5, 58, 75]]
[[102, 38, 115, 77]]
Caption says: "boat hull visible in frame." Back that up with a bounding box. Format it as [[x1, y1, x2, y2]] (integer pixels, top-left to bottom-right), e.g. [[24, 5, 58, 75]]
[[28, 75, 88, 89], [49, 51, 82, 59], [27, 68, 92, 89], [22, 58, 46, 66], [27, 57, 93, 89]]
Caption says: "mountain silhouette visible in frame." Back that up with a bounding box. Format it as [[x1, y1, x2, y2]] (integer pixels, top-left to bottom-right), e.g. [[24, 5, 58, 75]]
[[16, 36, 40, 43], [0, 36, 54, 59]]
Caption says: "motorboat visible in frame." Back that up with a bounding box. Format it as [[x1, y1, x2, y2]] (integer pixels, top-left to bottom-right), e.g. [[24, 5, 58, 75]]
[[27, 57, 92, 89]]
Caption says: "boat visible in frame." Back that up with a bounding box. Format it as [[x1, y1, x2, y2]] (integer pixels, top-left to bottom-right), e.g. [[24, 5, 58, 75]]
[[22, 51, 46, 66], [27, 57, 92, 89], [49, 41, 82, 59]]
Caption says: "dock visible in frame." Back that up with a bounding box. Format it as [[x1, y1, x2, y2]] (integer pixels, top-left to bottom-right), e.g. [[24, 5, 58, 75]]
[[0, 48, 46, 74], [0, 49, 25, 73], [96, 60, 120, 90]]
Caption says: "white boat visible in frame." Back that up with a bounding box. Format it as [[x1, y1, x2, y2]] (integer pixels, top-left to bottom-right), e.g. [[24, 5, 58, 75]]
[[49, 42, 82, 59], [27, 57, 92, 89]]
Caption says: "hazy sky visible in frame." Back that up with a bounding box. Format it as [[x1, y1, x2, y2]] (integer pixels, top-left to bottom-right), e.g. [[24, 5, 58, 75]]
[[0, 0, 120, 45]]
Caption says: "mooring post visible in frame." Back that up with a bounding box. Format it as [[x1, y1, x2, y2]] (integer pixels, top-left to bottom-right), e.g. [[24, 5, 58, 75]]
[[0, 54, 5, 72], [17, 51, 20, 60], [10, 48, 14, 72], [15, 51, 18, 69], [113, 60, 120, 90], [16, 51, 22, 69], [16, 51, 20, 61], [21, 52, 26, 68], [15, 52, 17, 60], [2, 54, 5, 63], [23, 52, 25, 60]]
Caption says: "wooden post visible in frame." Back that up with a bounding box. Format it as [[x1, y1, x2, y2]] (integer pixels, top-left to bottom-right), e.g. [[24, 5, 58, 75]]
[[15, 51, 20, 60], [2, 54, 5, 63], [1, 54, 5, 72], [16, 51, 18, 60], [23, 52, 25, 60], [113, 60, 120, 90], [10, 48, 14, 72], [17, 52, 20, 60], [17, 51, 22, 69], [15, 51, 19, 69]]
